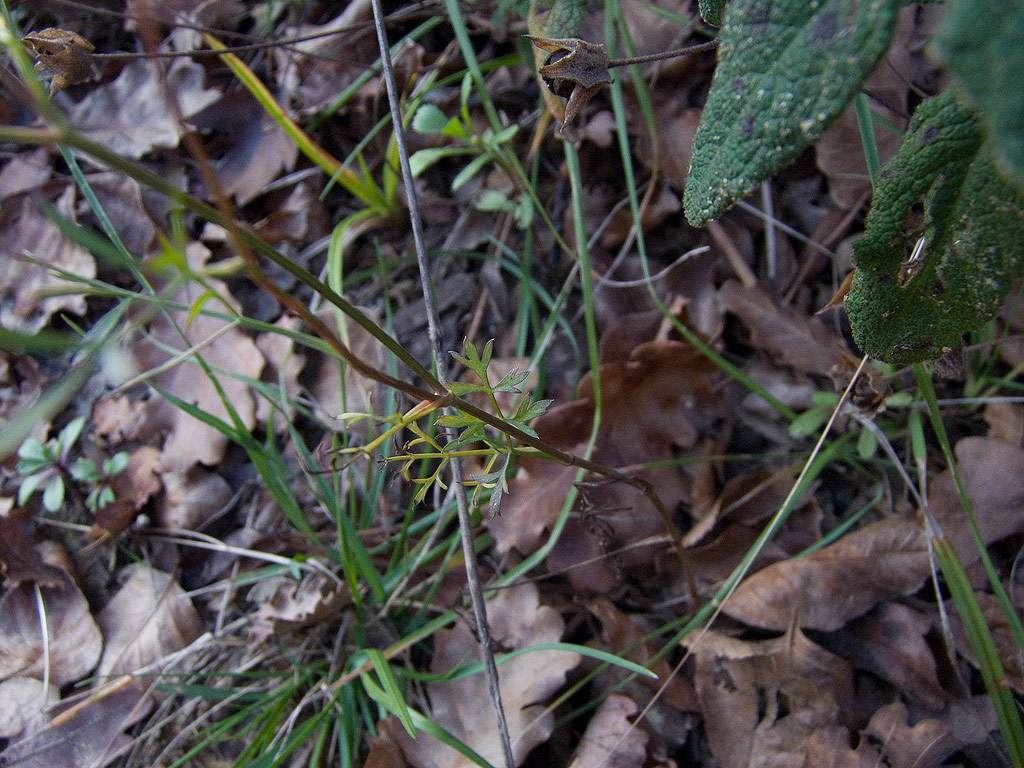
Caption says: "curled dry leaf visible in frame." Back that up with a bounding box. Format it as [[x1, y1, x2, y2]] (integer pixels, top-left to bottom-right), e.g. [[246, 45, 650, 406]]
[[0, 685, 151, 768], [0, 542, 102, 687], [22, 28, 95, 95], [566, 694, 647, 768], [393, 583, 580, 768], [690, 627, 854, 768], [721, 517, 930, 631], [95, 563, 202, 677], [248, 573, 350, 640]]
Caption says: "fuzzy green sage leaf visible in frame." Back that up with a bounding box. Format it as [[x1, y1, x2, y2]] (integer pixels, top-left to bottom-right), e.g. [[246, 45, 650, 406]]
[[931, 0, 1024, 193], [847, 91, 1024, 364], [698, 0, 726, 26], [684, 0, 901, 225]]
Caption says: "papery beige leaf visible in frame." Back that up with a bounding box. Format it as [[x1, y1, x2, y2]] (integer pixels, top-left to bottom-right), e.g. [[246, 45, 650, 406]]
[[96, 563, 202, 677], [0, 543, 102, 686], [722, 518, 930, 631], [394, 584, 579, 768], [69, 58, 219, 158], [0, 148, 52, 201], [0, 189, 95, 334], [566, 694, 647, 768], [0, 677, 59, 740], [0, 685, 151, 768], [248, 573, 350, 638]]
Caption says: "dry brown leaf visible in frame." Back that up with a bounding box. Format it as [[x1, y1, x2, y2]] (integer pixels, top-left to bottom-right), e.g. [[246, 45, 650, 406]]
[[690, 627, 854, 768], [83, 173, 158, 256], [131, 247, 264, 472], [0, 504, 65, 588], [814, 7, 914, 209], [69, 58, 219, 158], [95, 563, 202, 677], [722, 517, 930, 631], [587, 598, 699, 714], [861, 702, 958, 768], [254, 314, 306, 430], [947, 591, 1024, 694], [0, 542, 102, 686], [89, 445, 162, 541], [720, 280, 849, 377], [92, 395, 149, 443], [493, 337, 720, 591], [845, 602, 946, 711], [566, 694, 647, 768], [0, 189, 95, 334], [984, 400, 1024, 448], [0, 676, 59, 741], [0, 685, 151, 768], [394, 583, 580, 768], [928, 436, 1024, 569], [155, 466, 232, 531], [310, 308, 390, 433], [0, 148, 52, 201], [248, 573, 350, 639]]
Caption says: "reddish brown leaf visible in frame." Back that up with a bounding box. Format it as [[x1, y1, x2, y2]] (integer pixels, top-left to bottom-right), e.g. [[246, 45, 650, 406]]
[[493, 336, 721, 591], [89, 445, 162, 541], [722, 518, 930, 631]]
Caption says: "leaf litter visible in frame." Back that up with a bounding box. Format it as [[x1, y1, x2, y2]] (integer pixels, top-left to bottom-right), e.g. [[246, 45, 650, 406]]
[[0, 2, 1021, 767]]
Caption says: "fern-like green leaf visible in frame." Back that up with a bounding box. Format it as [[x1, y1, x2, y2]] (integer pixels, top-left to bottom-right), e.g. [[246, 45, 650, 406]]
[[847, 91, 1024, 364], [684, 0, 901, 225]]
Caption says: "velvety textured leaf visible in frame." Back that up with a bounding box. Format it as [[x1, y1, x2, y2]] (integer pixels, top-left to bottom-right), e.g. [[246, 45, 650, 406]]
[[932, 0, 1024, 192], [847, 91, 1024, 363], [684, 0, 901, 225], [698, 0, 726, 26]]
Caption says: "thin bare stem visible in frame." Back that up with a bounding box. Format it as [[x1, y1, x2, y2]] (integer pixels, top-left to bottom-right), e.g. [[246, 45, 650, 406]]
[[607, 39, 717, 68], [367, 2, 516, 767]]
